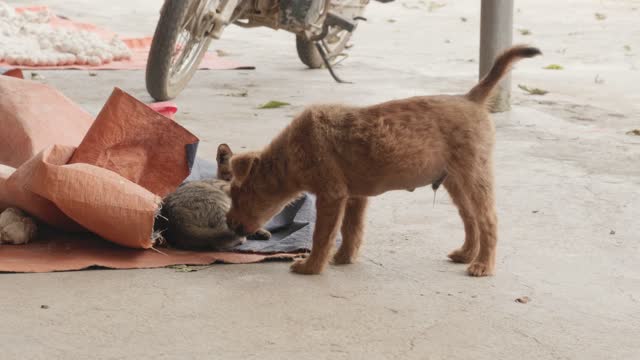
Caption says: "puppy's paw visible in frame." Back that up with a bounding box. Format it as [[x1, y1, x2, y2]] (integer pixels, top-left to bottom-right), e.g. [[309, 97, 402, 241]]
[[467, 261, 494, 277], [331, 251, 355, 265], [290, 258, 323, 275], [247, 228, 271, 241], [448, 248, 477, 264]]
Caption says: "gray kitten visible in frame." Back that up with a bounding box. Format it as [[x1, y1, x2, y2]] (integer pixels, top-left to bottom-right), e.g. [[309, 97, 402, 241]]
[[158, 144, 271, 250]]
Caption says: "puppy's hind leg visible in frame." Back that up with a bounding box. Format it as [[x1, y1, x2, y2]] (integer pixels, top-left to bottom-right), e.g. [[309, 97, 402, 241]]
[[332, 197, 368, 265], [464, 168, 498, 277], [291, 196, 347, 275], [444, 177, 480, 264]]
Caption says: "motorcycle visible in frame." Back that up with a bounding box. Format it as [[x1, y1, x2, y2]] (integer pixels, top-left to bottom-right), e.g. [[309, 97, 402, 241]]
[[145, 0, 392, 101]]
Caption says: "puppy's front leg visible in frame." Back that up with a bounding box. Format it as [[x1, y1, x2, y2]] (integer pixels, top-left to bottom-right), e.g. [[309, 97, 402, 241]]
[[290, 196, 347, 275]]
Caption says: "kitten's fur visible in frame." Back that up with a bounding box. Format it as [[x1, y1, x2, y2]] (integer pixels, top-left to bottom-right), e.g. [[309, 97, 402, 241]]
[[158, 144, 270, 250]]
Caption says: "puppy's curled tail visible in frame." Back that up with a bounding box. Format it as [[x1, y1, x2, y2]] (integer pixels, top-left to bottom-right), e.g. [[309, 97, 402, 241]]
[[466, 45, 541, 104]]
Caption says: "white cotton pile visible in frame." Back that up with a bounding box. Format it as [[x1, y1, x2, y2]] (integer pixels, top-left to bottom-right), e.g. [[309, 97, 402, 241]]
[[0, 1, 131, 66], [0, 207, 37, 245]]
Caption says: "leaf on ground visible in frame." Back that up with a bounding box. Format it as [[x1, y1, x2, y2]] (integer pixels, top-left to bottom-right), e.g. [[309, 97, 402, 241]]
[[402, 3, 420, 10], [518, 84, 548, 95], [258, 100, 290, 109], [225, 89, 248, 97], [518, 29, 531, 35], [215, 49, 231, 57], [595, 12, 607, 20], [168, 264, 212, 272], [626, 129, 640, 136], [427, 1, 446, 12], [515, 296, 530, 304], [543, 64, 563, 70], [31, 72, 45, 81]]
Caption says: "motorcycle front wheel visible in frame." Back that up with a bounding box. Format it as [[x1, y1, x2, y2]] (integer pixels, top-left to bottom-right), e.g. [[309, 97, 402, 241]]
[[146, 0, 216, 101]]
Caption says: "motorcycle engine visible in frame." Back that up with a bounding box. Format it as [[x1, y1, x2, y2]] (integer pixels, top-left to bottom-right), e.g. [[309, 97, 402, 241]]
[[279, 0, 326, 32]]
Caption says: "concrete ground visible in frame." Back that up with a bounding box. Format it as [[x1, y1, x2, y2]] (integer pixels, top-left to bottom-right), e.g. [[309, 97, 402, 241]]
[[2, 0, 639, 359]]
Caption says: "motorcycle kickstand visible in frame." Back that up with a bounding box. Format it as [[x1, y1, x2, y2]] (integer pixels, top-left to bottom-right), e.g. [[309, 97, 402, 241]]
[[313, 12, 368, 84], [315, 41, 352, 84]]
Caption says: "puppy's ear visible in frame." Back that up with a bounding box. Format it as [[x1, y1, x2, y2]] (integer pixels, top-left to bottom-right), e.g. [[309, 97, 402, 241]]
[[216, 144, 234, 181], [230, 153, 259, 184], [216, 143, 233, 165]]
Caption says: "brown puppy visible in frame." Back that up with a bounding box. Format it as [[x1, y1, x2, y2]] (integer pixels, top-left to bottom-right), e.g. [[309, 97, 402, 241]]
[[227, 45, 541, 276]]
